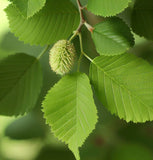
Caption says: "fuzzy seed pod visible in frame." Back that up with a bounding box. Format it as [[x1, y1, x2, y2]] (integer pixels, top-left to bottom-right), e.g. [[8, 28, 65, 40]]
[[49, 40, 76, 75]]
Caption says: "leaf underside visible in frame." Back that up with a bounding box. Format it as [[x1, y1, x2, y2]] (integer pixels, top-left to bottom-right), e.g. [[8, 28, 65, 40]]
[[92, 17, 134, 55], [90, 54, 153, 123], [0, 53, 42, 116], [42, 73, 97, 160]]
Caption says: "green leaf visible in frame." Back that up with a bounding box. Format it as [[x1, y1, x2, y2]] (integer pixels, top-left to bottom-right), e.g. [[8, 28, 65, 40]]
[[5, 0, 79, 46], [9, 0, 46, 18], [42, 73, 98, 160], [87, 0, 131, 17], [131, 0, 153, 41], [89, 53, 153, 123], [92, 18, 134, 55], [0, 53, 42, 116]]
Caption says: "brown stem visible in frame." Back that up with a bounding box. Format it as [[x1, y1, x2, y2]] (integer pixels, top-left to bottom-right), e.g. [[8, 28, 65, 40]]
[[76, 0, 94, 33], [69, 0, 94, 42], [76, 0, 85, 32]]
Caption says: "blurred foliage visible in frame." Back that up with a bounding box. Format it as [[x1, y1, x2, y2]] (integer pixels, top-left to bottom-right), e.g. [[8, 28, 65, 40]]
[[35, 146, 75, 160], [110, 143, 153, 160], [5, 113, 46, 140]]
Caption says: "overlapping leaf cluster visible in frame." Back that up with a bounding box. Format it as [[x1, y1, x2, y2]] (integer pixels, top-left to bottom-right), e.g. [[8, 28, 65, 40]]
[[1, 0, 153, 160]]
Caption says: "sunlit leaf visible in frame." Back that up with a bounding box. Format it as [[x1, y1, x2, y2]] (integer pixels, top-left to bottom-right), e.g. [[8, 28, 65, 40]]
[[87, 0, 131, 17], [5, 0, 79, 46], [9, 0, 46, 18], [90, 53, 153, 122], [42, 73, 98, 160]]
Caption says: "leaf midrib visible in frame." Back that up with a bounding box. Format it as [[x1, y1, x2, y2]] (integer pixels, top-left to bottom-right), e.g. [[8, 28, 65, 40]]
[[69, 75, 85, 147], [69, 76, 79, 143]]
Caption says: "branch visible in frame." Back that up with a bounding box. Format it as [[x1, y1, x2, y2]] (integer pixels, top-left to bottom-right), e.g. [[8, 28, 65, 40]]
[[76, 0, 85, 32], [76, 0, 94, 33], [69, 0, 94, 42]]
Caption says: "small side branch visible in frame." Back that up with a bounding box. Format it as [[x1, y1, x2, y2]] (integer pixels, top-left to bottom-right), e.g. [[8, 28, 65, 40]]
[[37, 45, 50, 60], [76, 0, 85, 32], [76, 0, 94, 33], [77, 33, 93, 71], [69, 0, 94, 42]]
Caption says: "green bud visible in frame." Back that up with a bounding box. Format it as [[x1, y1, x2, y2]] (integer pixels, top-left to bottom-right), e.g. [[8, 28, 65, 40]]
[[49, 40, 76, 75]]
